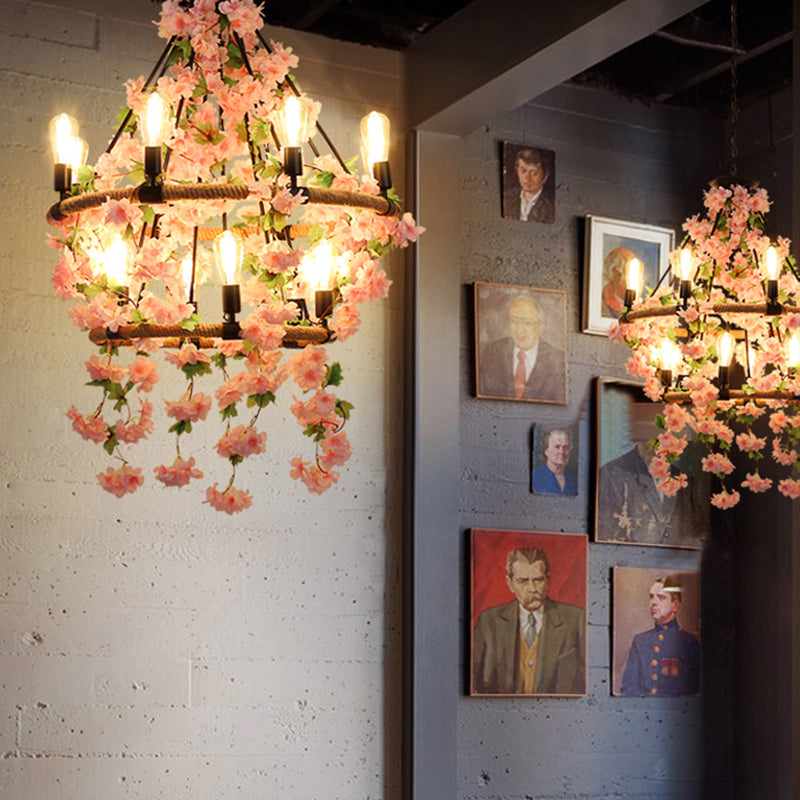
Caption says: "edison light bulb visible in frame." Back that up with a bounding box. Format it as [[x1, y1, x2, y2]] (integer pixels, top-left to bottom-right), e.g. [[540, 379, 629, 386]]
[[66, 137, 88, 175], [626, 257, 643, 295], [678, 248, 693, 281], [718, 331, 735, 366], [301, 240, 337, 291], [360, 111, 390, 171], [787, 335, 800, 370], [214, 230, 242, 285], [140, 91, 169, 147], [765, 246, 779, 281], [660, 338, 681, 372], [281, 94, 310, 148], [49, 113, 79, 164], [103, 234, 133, 286]]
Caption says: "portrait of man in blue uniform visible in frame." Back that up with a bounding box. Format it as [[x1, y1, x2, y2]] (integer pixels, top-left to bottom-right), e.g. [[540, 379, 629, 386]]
[[617, 574, 700, 697]]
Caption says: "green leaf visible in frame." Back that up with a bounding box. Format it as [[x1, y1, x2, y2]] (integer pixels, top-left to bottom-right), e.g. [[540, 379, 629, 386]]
[[211, 352, 227, 370], [182, 362, 213, 379], [141, 205, 156, 225], [324, 362, 343, 387], [221, 404, 238, 421], [654, 414, 666, 430], [246, 391, 275, 408], [168, 419, 192, 436], [345, 156, 359, 172], [103, 433, 119, 456], [335, 399, 354, 421], [242, 252, 259, 276], [229, 453, 244, 466], [315, 170, 335, 188], [303, 422, 327, 441], [179, 313, 202, 332]]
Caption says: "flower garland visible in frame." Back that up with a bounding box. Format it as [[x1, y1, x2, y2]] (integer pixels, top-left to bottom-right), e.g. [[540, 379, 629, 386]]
[[616, 183, 800, 509], [48, 0, 422, 513]]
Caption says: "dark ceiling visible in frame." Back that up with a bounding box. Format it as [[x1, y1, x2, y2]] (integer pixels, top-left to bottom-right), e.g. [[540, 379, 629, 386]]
[[258, 0, 793, 116]]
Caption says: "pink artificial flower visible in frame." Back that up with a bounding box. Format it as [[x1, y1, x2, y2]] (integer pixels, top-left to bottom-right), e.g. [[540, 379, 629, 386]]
[[138, 294, 195, 327], [778, 478, 800, 499], [216, 374, 245, 408], [205, 482, 253, 514], [66, 406, 109, 444], [104, 198, 143, 228], [165, 343, 212, 369], [329, 303, 361, 341], [289, 457, 339, 495], [741, 472, 772, 493], [657, 432, 687, 457], [215, 425, 267, 459], [658, 473, 688, 496], [648, 455, 671, 483], [711, 489, 741, 509], [271, 188, 307, 216], [290, 390, 336, 428], [96, 465, 144, 498], [239, 313, 286, 351], [769, 410, 790, 434], [113, 400, 154, 444], [154, 456, 204, 487], [217, 0, 263, 34], [129, 356, 159, 393], [164, 393, 212, 423], [735, 431, 766, 453], [319, 429, 352, 470], [69, 293, 130, 333], [289, 345, 327, 391], [701, 452, 735, 475], [772, 439, 798, 466], [393, 212, 425, 246], [85, 355, 128, 385], [663, 404, 691, 434]]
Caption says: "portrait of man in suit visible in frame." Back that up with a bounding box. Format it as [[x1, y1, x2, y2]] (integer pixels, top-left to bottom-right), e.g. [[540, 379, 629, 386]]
[[475, 282, 567, 404], [471, 531, 587, 696], [501, 142, 556, 223]]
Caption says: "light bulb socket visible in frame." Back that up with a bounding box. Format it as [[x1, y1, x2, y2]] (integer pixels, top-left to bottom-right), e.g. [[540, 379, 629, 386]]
[[679, 280, 691, 307], [144, 146, 162, 182], [718, 364, 730, 390], [373, 161, 392, 194], [289, 296, 310, 322], [765, 279, 781, 314], [222, 284, 241, 324], [623, 288, 636, 309], [54, 163, 71, 193], [283, 146, 303, 178], [138, 183, 164, 205], [315, 289, 334, 321], [660, 368, 673, 388]]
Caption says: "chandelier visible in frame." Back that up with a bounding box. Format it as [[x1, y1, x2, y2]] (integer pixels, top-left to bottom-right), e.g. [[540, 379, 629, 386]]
[[617, 0, 800, 510], [46, 0, 421, 513]]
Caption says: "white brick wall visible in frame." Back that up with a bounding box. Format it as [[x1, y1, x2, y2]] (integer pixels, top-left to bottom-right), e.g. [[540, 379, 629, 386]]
[[0, 2, 405, 797]]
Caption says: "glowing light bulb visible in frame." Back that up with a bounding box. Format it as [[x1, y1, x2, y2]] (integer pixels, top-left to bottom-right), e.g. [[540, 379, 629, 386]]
[[718, 331, 735, 366], [65, 136, 88, 175], [281, 94, 309, 148], [660, 338, 682, 372], [140, 91, 169, 147], [181, 254, 194, 301], [787, 335, 800, 370], [765, 246, 779, 281], [678, 248, 693, 281], [103, 234, 133, 286], [301, 240, 337, 291], [626, 257, 643, 295], [360, 111, 390, 172], [214, 230, 242, 285], [49, 113, 78, 164]]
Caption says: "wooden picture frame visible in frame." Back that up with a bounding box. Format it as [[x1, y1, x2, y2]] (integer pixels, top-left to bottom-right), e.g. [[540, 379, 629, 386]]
[[612, 566, 701, 697], [501, 141, 556, 223], [470, 528, 587, 697], [582, 215, 674, 336], [474, 281, 567, 404], [594, 377, 710, 548]]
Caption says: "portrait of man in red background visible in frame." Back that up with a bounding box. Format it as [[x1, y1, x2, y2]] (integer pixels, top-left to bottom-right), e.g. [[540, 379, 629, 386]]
[[471, 529, 587, 696]]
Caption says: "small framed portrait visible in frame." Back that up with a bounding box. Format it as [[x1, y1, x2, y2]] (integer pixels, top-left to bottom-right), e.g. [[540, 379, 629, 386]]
[[582, 215, 674, 336], [612, 567, 701, 697], [531, 422, 579, 496], [594, 377, 710, 549], [501, 141, 556, 223], [470, 528, 587, 697], [474, 281, 567, 404]]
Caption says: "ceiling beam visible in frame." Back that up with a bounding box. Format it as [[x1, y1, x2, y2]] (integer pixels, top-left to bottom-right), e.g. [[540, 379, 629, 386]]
[[405, 0, 708, 135]]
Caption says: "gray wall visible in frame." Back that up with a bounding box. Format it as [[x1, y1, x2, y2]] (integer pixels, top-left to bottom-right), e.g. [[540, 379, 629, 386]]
[[454, 85, 731, 799]]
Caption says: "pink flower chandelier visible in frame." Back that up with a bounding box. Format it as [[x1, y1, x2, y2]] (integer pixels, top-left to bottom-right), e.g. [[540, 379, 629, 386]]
[[617, 181, 800, 509], [46, 0, 422, 513]]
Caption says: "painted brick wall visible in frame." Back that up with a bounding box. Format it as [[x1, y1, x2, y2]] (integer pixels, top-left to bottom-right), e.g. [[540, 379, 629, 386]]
[[456, 85, 733, 799], [0, 2, 405, 798]]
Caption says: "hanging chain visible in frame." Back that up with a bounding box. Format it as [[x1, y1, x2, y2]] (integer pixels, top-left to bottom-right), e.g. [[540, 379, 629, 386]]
[[729, 0, 739, 175]]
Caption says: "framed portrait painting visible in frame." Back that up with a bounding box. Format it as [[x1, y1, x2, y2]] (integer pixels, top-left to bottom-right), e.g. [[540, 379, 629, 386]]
[[470, 528, 587, 697], [531, 422, 579, 496], [594, 377, 710, 548], [501, 141, 556, 223], [582, 215, 674, 335], [612, 566, 701, 697], [474, 281, 567, 404]]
